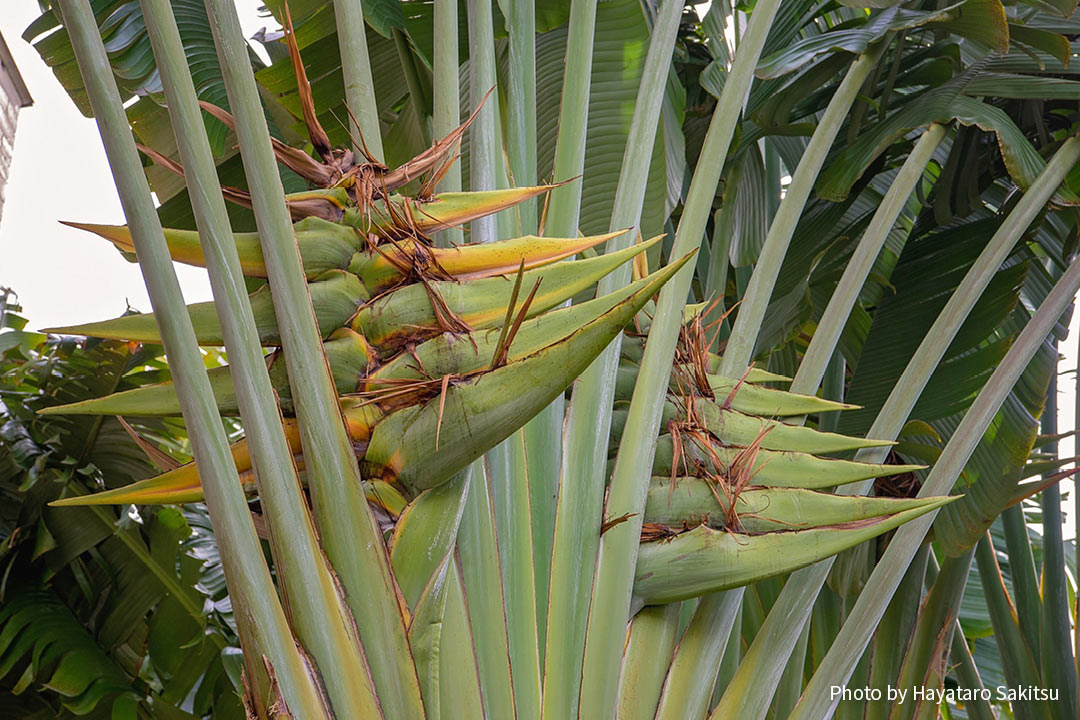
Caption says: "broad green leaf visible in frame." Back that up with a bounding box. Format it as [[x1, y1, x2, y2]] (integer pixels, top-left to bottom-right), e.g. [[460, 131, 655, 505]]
[[817, 91, 1080, 203], [754, 4, 960, 80], [533, 0, 670, 240], [1008, 23, 1071, 67]]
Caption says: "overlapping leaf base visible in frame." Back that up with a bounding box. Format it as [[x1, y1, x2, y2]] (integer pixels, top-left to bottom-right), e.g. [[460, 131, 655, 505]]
[[45, 185, 949, 603], [42, 60, 950, 604]]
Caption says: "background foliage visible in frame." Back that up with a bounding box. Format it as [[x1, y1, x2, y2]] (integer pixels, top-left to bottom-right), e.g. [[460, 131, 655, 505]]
[[5, 0, 1080, 717]]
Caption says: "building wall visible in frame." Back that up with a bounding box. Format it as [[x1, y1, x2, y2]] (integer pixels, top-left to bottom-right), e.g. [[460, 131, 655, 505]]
[[0, 32, 32, 223]]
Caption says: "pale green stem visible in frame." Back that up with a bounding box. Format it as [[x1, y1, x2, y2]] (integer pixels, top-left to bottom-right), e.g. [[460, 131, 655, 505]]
[[538, 0, 684, 716], [793, 123, 947, 394], [1039, 364, 1078, 720], [506, 0, 537, 235], [457, 462, 517, 719], [711, 124, 948, 720], [615, 604, 682, 720], [974, 534, 1054, 720], [571, 4, 782, 720], [654, 590, 743, 720], [951, 626, 998, 720], [929, 552, 997, 720], [646, 44, 884, 720], [459, 2, 517, 717], [865, 546, 928, 720], [774, 622, 811, 718], [202, 1, 424, 717], [791, 137, 1080, 720], [467, 0, 500, 234], [891, 549, 974, 720], [542, 0, 599, 236], [484, 89, 540, 707], [488, 436, 543, 720], [56, 1, 324, 714], [1001, 504, 1042, 653], [142, 0, 387, 714], [332, 0, 384, 159], [501, 0, 544, 695], [532, 0, 602, 686], [432, 0, 462, 247], [525, 413, 559, 669], [717, 44, 886, 378], [440, 561, 487, 717], [713, 603, 743, 702]]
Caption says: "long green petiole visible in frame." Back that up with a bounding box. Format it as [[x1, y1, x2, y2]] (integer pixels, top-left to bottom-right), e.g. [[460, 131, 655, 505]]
[[206, 1, 429, 717], [711, 123, 948, 718], [660, 43, 890, 720], [574, 3, 783, 719], [791, 136, 1080, 720], [56, 0, 327, 714]]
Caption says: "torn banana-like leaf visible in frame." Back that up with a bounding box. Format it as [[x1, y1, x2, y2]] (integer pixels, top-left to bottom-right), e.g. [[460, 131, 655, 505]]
[[44, 271, 365, 345], [352, 236, 662, 354], [363, 254, 693, 491], [648, 434, 922, 489], [632, 496, 954, 607], [644, 477, 937, 533]]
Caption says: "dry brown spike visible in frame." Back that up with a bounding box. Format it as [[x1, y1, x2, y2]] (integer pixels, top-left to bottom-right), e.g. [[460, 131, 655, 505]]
[[199, 100, 335, 186], [639, 523, 679, 543], [282, 2, 333, 161], [435, 372, 453, 450], [116, 415, 182, 471], [600, 512, 637, 535]]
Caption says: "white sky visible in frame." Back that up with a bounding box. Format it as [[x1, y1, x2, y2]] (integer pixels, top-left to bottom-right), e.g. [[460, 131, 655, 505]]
[[0, 1, 271, 330], [1053, 331, 1077, 542], [0, 2, 1074, 539]]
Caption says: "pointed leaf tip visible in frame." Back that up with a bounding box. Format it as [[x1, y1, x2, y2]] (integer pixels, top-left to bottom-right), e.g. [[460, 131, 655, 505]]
[[59, 221, 135, 251]]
